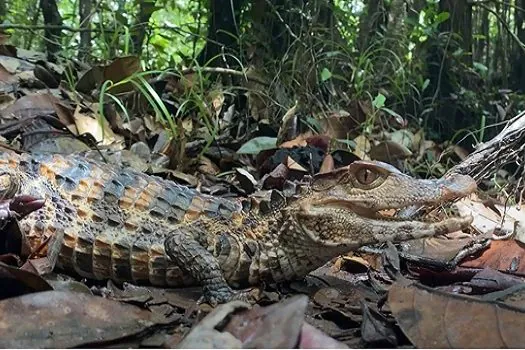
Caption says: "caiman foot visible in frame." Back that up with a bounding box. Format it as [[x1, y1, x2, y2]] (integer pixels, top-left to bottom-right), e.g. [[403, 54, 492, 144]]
[[164, 229, 262, 307], [0, 195, 45, 223], [199, 285, 262, 306]]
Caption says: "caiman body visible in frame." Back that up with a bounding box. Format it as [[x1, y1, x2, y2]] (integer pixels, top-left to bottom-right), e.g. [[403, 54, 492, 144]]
[[0, 151, 476, 304]]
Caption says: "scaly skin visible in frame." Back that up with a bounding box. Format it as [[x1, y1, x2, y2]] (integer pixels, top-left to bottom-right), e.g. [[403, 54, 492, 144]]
[[0, 151, 476, 304]]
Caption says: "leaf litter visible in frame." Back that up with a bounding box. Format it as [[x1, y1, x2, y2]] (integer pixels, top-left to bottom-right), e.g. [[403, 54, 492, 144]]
[[0, 47, 523, 348]]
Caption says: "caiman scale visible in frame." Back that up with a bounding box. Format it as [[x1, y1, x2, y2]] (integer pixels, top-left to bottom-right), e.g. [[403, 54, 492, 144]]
[[0, 151, 476, 304]]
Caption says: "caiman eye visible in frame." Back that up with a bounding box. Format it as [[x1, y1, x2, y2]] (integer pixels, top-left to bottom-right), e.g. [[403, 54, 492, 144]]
[[355, 168, 378, 185]]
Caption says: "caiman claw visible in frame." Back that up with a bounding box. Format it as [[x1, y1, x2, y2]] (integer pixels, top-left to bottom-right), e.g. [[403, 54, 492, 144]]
[[0, 195, 45, 221]]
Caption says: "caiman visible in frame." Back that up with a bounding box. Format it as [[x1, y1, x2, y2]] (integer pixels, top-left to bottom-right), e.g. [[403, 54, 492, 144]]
[[0, 151, 476, 304]]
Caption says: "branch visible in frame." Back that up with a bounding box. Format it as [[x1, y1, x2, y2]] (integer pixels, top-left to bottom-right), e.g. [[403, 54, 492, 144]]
[[475, 2, 525, 56]]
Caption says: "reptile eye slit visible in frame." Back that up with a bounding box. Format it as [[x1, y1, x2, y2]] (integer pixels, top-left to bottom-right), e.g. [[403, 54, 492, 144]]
[[355, 167, 379, 185]]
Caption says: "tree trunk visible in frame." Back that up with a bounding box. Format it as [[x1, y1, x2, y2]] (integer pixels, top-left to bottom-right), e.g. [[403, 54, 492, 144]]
[[492, 2, 502, 76], [197, 0, 248, 67], [424, 0, 475, 142], [131, 0, 156, 55], [510, 0, 525, 91], [40, 0, 63, 62], [0, 0, 6, 23], [357, 0, 385, 51], [439, 0, 472, 67], [474, 7, 488, 64], [78, 0, 92, 62]]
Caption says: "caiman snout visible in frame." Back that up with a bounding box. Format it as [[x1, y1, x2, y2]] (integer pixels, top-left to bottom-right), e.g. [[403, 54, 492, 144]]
[[438, 173, 477, 201]]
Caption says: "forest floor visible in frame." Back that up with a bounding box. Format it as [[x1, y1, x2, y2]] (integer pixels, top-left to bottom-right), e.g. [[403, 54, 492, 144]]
[[0, 53, 525, 348]]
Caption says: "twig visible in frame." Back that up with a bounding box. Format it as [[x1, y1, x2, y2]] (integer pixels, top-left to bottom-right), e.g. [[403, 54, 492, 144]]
[[178, 66, 270, 86]]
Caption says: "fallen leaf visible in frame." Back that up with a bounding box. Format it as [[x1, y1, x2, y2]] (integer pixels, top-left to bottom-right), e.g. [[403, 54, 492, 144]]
[[454, 195, 509, 235], [360, 302, 397, 346], [319, 154, 335, 173], [73, 105, 122, 146], [389, 129, 414, 150], [461, 239, 525, 276], [469, 268, 525, 292], [287, 155, 308, 172], [279, 133, 309, 148], [173, 300, 249, 348], [369, 140, 412, 162], [237, 136, 278, 155], [388, 279, 525, 348], [0, 290, 173, 348], [225, 295, 308, 348], [353, 134, 370, 160], [0, 260, 53, 299], [235, 168, 258, 194]]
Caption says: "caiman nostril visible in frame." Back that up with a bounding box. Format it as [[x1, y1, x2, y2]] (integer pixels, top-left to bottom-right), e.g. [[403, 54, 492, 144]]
[[439, 174, 478, 201]]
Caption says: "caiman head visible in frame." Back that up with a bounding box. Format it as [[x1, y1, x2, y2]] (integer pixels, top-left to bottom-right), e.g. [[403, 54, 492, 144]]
[[285, 160, 476, 254]]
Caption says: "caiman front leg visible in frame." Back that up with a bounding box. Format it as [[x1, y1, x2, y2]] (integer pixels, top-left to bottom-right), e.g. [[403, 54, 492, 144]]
[[164, 227, 258, 306]]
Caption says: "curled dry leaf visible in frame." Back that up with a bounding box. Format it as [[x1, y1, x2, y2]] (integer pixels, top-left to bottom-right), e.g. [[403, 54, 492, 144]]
[[0, 260, 52, 299], [388, 279, 525, 348], [73, 105, 123, 147], [225, 295, 308, 348], [319, 154, 335, 173], [0, 93, 73, 122], [454, 195, 506, 236], [299, 322, 349, 349], [399, 230, 477, 262], [173, 300, 249, 349], [235, 168, 258, 194]]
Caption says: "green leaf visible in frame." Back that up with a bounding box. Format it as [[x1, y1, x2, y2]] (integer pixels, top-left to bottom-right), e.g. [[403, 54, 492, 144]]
[[435, 12, 450, 24], [305, 116, 323, 132], [336, 138, 357, 148], [473, 62, 488, 73], [381, 107, 403, 120], [372, 93, 386, 109], [422, 79, 430, 91], [237, 137, 277, 154], [320, 68, 332, 82]]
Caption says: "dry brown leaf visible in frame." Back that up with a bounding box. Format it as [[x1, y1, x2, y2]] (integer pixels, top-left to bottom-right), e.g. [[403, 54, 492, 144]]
[[0, 291, 172, 348], [353, 134, 371, 160], [0, 56, 21, 73], [73, 106, 122, 146], [319, 154, 335, 173], [453, 145, 470, 160], [369, 140, 412, 162], [461, 240, 525, 276], [103, 56, 141, 95], [389, 279, 525, 348], [279, 133, 311, 148], [198, 156, 220, 175], [0, 63, 17, 87], [0, 93, 73, 121], [454, 195, 507, 235], [209, 89, 224, 117], [412, 128, 424, 153], [318, 110, 355, 139], [286, 156, 307, 172], [401, 230, 477, 262]]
